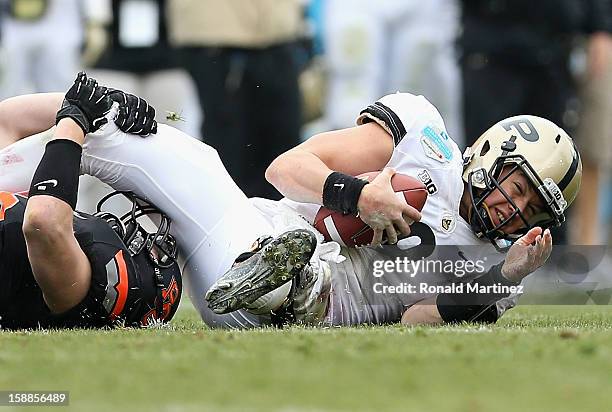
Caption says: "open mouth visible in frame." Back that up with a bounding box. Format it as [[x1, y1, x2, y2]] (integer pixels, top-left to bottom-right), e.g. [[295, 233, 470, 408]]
[[494, 208, 506, 227], [482, 203, 506, 228]]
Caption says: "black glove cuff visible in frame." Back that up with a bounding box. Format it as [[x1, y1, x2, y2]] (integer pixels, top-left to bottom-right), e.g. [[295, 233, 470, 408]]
[[56, 101, 90, 134], [322, 172, 368, 216]]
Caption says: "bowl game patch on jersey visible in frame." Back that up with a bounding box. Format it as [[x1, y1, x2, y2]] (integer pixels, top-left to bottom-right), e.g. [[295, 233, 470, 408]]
[[420, 126, 453, 163]]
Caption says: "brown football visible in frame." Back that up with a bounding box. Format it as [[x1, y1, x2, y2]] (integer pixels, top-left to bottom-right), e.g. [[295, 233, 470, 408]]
[[313, 172, 428, 247]]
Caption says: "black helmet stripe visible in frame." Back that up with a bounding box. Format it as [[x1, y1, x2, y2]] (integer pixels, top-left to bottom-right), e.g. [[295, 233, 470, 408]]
[[557, 140, 580, 191]]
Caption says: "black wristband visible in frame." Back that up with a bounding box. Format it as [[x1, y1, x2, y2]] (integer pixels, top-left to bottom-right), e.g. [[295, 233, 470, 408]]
[[322, 172, 368, 216], [436, 262, 521, 324], [29, 139, 82, 209]]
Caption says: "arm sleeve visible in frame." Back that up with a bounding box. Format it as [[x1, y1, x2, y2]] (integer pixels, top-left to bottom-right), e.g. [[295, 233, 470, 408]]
[[436, 262, 524, 324]]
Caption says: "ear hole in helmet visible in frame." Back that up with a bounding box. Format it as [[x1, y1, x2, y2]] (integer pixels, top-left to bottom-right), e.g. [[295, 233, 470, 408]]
[[555, 134, 561, 143], [480, 140, 490, 156]]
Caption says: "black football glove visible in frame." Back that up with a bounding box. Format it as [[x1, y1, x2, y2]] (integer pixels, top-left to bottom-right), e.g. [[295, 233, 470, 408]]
[[106, 89, 158, 136], [56, 72, 112, 134]]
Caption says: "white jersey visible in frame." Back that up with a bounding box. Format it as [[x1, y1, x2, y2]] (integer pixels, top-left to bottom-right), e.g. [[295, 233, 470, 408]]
[[274, 93, 518, 325]]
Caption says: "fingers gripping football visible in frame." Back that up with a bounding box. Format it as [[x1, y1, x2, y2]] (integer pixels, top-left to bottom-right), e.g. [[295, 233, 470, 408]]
[[357, 168, 422, 246], [314, 170, 427, 247]]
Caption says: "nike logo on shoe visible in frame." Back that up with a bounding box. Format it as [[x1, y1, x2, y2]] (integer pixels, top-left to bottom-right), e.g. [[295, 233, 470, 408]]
[[34, 179, 58, 190]]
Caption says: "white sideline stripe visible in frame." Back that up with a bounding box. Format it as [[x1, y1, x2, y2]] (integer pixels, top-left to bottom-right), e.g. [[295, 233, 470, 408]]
[[324, 215, 347, 247]]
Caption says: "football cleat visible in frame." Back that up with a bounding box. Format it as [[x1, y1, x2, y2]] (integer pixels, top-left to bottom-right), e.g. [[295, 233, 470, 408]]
[[291, 261, 332, 325], [205, 229, 317, 314]]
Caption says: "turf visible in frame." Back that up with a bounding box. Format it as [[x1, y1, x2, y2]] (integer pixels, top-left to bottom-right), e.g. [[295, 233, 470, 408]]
[[1, 304, 611, 412]]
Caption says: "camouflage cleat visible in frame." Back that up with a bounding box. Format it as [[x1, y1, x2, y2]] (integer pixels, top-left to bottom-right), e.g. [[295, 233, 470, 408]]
[[205, 229, 317, 314]]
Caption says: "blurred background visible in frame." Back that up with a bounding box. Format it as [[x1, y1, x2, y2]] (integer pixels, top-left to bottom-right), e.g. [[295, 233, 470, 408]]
[[0, 0, 611, 248]]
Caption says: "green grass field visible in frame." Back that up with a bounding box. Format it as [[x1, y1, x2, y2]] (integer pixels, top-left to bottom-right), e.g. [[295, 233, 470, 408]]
[[1, 304, 611, 412]]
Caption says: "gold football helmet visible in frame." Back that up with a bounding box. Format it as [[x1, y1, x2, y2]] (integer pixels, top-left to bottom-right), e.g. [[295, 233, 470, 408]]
[[463, 115, 582, 242]]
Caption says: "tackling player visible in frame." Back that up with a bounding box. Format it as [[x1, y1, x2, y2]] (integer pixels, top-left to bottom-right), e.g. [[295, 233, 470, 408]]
[[0, 74, 581, 328], [0, 73, 316, 329], [0, 74, 182, 330]]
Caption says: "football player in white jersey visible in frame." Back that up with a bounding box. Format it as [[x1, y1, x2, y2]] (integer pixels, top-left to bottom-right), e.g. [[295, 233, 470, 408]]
[[0, 74, 581, 328], [208, 92, 581, 326]]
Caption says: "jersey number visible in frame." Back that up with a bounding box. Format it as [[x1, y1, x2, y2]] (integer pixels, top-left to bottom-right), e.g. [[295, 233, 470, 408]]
[[396, 222, 437, 260], [0, 192, 18, 222]]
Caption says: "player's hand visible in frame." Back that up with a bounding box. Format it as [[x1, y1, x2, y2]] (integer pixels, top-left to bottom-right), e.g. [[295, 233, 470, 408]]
[[56, 72, 112, 134], [501, 227, 553, 283], [106, 88, 157, 136], [357, 168, 422, 246]]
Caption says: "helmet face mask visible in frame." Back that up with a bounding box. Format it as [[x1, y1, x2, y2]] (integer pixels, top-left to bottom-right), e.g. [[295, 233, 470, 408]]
[[463, 115, 582, 244], [95, 191, 179, 269], [94, 191, 182, 324], [467, 156, 563, 242]]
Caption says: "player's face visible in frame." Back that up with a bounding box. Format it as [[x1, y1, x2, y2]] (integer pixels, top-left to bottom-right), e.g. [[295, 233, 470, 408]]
[[483, 167, 547, 235]]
